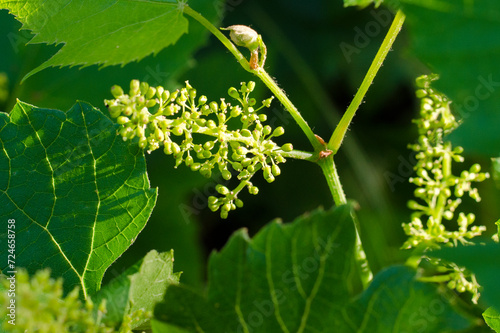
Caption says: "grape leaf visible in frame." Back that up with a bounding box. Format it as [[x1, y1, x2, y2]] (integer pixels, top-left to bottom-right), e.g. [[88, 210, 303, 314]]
[[0, 0, 189, 81], [484, 307, 500, 332], [340, 265, 474, 332], [398, 0, 500, 156], [151, 205, 474, 332], [92, 250, 180, 330], [154, 205, 357, 332], [343, 0, 384, 8], [0, 100, 157, 298]]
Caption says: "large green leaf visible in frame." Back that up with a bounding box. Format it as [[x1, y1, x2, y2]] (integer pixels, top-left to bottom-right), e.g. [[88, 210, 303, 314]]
[[0, 0, 189, 81], [151, 204, 475, 332], [0, 100, 157, 298], [340, 265, 473, 332], [398, 0, 500, 156], [153, 205, 357, 332], [92, 250, 180, 330]]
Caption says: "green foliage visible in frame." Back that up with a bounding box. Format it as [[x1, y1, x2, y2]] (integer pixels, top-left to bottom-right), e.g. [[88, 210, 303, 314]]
[[340, 265, 473, 332], [105, 79, 291, 218], [0, 0, 498, 332], [153, 205, 357, 332], [0, 100, 157, 297], [483, 307, 500, 332], [92, 250, 180, 331], [153, 205, 473, 332], [0, 0, 189, 81], [398, 0, 500, 156]]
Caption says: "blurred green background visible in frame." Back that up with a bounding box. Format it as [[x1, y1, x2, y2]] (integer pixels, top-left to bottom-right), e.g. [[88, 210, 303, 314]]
[[1, 0, 498, 291]]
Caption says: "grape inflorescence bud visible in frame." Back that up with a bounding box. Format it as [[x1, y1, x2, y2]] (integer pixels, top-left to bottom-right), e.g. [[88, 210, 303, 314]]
[[105, 80, 292, 218], [402, 74, 489, 303]]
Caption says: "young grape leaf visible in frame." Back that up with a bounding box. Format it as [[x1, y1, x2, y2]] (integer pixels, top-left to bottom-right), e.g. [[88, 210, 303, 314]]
[[483, 307, 500, 332], [431, 243, 500, 313], [92, 250, 180, 330], [343, 0, 384, 8], [0, 0, 189, 81], [340, 265, 474, 332], [154, 205, 357, 332], [398, 0, 500, 156], [0, 100, 157, 298]]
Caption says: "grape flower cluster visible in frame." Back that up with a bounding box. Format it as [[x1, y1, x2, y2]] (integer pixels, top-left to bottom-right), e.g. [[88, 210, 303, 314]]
[[105, 80, 292, 218], [402, 74, 489, 303]]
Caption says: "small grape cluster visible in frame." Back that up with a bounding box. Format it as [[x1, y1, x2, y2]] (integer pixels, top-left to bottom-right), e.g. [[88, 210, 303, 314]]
[[402, 74, 490, 303], [105, 80, 292, 218]]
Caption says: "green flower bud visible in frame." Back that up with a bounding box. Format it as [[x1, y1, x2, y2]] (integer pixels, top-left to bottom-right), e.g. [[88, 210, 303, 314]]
[[248, 185, 259, 195], [220, 210, 229, 219], [248, 98, 256, 106], [199, 95, 207, 105], [415, 89, 427, 98], [230, 106, 242, 117], [190, 163, 201, 172], [146, 99, 157, 107], [117, 116, 129, 125], [185, 155, 194, 166], [262, 97, 274, 108], [163, 142, 173, 155], [259, 114, 267, 122], [470, 164, 481, 173], [146, 86, 156, 99], [273, 127, 285, 137], [221, 25, 260, 51], [171, 142, 181, 155], [228, 87, 240, 99], [189, 88, 197, 100], [200, 166, 212, 178], [156, 86, 164, 98], [130, 79, 140, 95], [262, 125, 272, 136], [282, 143, 293, 152], [232, 162, 243, 171], [222, 170, 232, 180], [216, 184, 230, 195], [139, 81, 150, 95], [272, 164, 281, 177], [138, 137, 147, 149], [247, 81, 256, 92], [123, 106, 133, 116], [172, 126, 183, 136], [161, 90, 170, 101], [241, 158, 252, 167], [240, 129, 252, 137], [207, 120, 217, 129], [209, 101, 218, 113], [111, 85, 124, 98], [263, 166, 275, 183], [136, 126, 145, 138], [237, 147, 248, 155]]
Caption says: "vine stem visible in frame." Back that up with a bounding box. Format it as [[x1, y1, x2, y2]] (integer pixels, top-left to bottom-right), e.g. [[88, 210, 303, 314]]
[[183, 5, 323, 152], [184, 4, 405, 290], [327, 10, 406, 153]]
